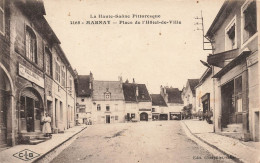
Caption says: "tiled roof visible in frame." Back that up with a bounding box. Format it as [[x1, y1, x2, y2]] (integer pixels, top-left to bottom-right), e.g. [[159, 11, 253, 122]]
[[77, 75, 92, 97], [92, 81, 124, 101], [77, 75, 91, 97], [122, 83, 151, 102], [151, 94, 167, 106], [188, 79, 199, 95], [166, 88, 183, 104]]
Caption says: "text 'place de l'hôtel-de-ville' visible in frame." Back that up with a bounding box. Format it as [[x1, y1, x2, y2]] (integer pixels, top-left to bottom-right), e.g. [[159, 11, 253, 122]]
[[0, 0, 259, 148]]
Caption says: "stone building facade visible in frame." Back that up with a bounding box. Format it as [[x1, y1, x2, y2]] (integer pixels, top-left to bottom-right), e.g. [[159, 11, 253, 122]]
[[160, 86, 184, 120], [91, 80, 125, 124], [206, 0, 259, 141], [0, 0, 76, 147], [182, 79, 199, 115], [195, 68, 214, 116], [123, 81, 152, 122], [75, 73, 93, 124]]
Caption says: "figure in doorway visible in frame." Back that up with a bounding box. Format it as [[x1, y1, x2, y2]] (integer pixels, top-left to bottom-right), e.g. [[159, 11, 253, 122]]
[[42, 113, 52, 138]]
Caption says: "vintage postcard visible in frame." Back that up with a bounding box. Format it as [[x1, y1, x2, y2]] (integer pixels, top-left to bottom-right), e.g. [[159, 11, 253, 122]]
[[0, 0, 259, 162]]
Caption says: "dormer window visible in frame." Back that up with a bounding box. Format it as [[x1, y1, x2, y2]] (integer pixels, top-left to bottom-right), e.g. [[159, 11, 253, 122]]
[[105, 94, 110, 99], [104, 88, 111, 100]]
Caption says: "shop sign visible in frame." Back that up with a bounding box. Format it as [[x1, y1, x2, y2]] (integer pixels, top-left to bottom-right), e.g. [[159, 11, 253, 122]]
[[77, 105, 86, 109], [247, 53, 258, 67], [19, 64, 44, 88], [139, 108, 151, 111]]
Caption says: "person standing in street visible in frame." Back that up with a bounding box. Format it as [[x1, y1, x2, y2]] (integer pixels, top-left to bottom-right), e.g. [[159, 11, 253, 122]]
[[42, 112, 52, 138]]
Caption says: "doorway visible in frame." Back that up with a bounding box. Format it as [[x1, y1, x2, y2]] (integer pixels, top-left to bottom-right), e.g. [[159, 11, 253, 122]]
[[20, 88, 43, 133], [0, 66, 13, 147], [159, 114, 168, 120], [221, 80, 234, 128], [0, 87, 8, 147], [254, 112, 259, 141], [140, 112, 148, 121], [106, 115, 110, 123]]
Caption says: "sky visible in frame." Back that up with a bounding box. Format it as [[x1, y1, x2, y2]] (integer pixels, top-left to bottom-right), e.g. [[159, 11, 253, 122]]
[[43, 0, 225, 94]]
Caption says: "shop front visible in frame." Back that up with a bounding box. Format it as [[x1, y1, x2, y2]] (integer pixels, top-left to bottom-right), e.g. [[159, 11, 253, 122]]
[[152, 113, 159, 121], [159, 114, 168, 120], [201, 93, 210, 114], [170, 112, 181, 120], [17, 64, 45, 143], [19, 88, 44, 133]]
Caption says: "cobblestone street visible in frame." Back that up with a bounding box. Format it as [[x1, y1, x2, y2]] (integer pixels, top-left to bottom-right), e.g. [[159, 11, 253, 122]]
[[51, 121, 232, 163]]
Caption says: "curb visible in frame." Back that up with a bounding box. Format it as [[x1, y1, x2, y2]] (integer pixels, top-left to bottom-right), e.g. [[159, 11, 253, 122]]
[[32, 126, 88, 163], [181, 121, 244, 163]]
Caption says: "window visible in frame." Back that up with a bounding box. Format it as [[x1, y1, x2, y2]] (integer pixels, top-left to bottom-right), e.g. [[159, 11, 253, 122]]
[[152, 108, 155, 112], [55, 61, 60, 82], [115, 104, 118, 111], [20, 96, 25, 118], [45, 48, 52, 76], [69, 78, 72, 95], [61, 66, 65, 87], [225, 16, 237, 51], [106, 105, 110, 111], [0, 0, 4, 34], [97, 104, 101, 111], [105, 92, 110, 100], [79, 108, 85, 113], [115, 116, 118, 120], [26, 26, 37, 63], [131, 113, 135, 118], [242, 0, 257, 44], [234, 76, 242, 112], [81, 98, 84, 102]]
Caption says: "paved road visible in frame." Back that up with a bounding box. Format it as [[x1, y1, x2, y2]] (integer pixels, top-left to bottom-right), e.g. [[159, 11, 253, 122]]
[[51, 121, 231, 163]]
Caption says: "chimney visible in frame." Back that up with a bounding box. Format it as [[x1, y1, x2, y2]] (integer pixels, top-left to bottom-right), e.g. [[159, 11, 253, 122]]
[[136, 85, 139, 97], [133, 78, 135, 83]]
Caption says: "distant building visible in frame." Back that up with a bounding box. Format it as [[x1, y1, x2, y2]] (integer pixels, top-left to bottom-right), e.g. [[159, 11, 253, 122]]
[[123, 80, 152, 121], [182, 79, 199, 114], [195, 68, 213, 116], [160, 86, 184, 120], [150, 94, 168, 120], [206, 0, 259, 141], [91, 79, 125, 124], [75, 73, 93, 124]]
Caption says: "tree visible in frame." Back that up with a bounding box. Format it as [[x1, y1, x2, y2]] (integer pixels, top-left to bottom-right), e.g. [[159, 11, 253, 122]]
[[182, 104, 192, 119]]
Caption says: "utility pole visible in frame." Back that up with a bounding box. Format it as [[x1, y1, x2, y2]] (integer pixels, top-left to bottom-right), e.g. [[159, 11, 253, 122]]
[[194, 11, 214, 51]]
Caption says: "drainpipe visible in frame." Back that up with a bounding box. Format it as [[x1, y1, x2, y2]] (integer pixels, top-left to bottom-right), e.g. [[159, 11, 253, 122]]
[[213, 66, 215, 133]]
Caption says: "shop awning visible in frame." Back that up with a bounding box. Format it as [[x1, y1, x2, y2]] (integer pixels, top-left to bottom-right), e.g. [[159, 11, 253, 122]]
[[213, 50, 251, 78], [207, 49, 239, 68]]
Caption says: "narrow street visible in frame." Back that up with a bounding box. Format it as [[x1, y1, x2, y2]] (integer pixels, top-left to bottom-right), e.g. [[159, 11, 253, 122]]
[[51, 121, 229, 163]]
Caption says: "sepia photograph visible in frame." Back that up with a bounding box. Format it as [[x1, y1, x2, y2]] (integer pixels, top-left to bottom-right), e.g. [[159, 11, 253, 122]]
[[0, 0, 259, 162]]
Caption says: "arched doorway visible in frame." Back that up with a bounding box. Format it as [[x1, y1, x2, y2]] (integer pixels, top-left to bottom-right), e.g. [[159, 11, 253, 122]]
[[140, 112, 148, 121], [19, 87, 44, 133], [0, 67, 13, 147]]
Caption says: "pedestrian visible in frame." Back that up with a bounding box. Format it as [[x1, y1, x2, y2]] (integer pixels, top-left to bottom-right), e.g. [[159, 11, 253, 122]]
[[42, 112, 52, 138]]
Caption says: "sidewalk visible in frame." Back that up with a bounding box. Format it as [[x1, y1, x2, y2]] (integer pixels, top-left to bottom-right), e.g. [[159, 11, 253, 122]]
[[0, 125, 87, 163], [182, 119, 260, 163]]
